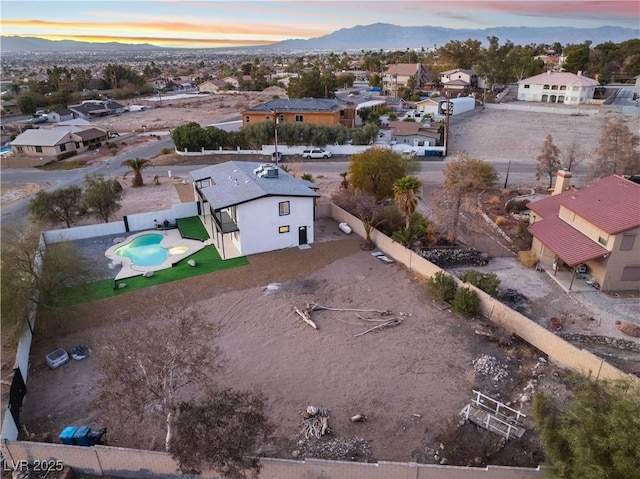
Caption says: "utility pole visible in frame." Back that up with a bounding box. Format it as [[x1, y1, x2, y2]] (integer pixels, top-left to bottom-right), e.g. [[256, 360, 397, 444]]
[[444, 90, 451, 157], [271, 109, 279, 165]]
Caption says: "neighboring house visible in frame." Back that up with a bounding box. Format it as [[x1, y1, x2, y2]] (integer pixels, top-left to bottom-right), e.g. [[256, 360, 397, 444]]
[[382, 63, 436, 97], [242, 98, 356, 128], [221, 76, 240, 89], [440, 68, 478, 94], [68, 100, 126, 120], [46, 108, 74, 123], [198, 79, 228, 93], [528, 171, 640, 291], [190, 161, 319, 258], [355, 99, 387, 125], [517, 71, 599, 105], [11, 125, 108, 157], [0, 100, 18, 115], [415, 96, 446, 117], [388, 120, 441, 147]]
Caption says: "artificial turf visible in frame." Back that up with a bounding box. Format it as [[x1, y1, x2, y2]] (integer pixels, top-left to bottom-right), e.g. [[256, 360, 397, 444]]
[[176, 216, 210, 241], [59, 245, 248, 307]]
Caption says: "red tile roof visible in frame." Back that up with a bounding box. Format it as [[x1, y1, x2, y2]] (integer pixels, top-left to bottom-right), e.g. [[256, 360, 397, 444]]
[[528, 216, 610, 267], [555, 175, 640, 234]]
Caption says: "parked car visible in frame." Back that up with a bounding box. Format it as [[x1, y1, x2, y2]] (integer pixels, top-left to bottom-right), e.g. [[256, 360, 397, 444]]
[[302, 148, 332, 159]]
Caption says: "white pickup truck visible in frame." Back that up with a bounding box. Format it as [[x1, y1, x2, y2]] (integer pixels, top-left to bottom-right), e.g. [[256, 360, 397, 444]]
[[302, 148, 332, 159]]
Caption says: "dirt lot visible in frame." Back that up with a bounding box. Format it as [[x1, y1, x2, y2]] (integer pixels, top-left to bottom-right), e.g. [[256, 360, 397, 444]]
[[23, 234, 554, 465]]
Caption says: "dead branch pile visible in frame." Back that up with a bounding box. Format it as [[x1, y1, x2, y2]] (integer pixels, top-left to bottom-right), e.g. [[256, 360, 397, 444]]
[[299, 405, 330, 440], [293, 302, 403, 336]]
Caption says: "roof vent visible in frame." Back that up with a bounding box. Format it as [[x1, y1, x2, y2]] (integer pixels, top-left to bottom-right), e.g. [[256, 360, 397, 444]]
[[259, 166, 279, 178]]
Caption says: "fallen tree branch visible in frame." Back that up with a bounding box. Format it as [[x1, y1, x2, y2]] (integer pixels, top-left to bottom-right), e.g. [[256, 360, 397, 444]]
[[354, 313, 394, 323], [294, 306, 318, 329], [314, 305, 391, 315], [354, 318, 403, 337]]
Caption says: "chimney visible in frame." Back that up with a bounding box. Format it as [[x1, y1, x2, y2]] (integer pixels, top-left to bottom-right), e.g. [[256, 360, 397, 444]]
[[553, 170, 572, 195]]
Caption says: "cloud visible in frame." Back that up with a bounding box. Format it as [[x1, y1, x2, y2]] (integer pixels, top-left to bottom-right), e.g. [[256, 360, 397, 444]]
[[35, 34, 275, 47], [469, 1, 638, 20]]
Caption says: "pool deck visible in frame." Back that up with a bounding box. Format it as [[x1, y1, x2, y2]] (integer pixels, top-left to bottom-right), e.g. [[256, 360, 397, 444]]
[[105, 229, 210, 280]]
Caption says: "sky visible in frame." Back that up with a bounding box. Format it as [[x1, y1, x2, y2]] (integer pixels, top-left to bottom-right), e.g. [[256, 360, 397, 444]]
[[1, 0, 638, 49]]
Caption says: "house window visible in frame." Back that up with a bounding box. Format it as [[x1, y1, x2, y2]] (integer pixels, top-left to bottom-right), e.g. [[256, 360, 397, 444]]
[[523, 84, 530, 89], [620, 234, 636, 251], [572, 86, 579, 91], [279, 225, 290, 234], [621, 266, 640, 281], [245, 116, 250, 123], [60, 144, 66, 152], [295, 114, 304, 122], [551, 85, 558, 90], [598, 236, 607, 246], [35, 146, 43, 153], [279, 114, 284, 122], [543, 84, 550, 90], [560, 85, 566, 91], [279, 201, 290, 216]]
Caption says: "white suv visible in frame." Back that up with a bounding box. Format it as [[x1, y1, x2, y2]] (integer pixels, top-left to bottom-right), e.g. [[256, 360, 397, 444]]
[[302, 148, 332, 159]]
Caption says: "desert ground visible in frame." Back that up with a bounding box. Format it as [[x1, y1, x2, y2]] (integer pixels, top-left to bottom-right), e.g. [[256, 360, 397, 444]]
[[3, 98, 639, 467]]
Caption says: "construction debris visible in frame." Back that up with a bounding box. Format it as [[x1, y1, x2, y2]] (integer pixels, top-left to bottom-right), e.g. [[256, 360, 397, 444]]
[[420, 247, 488, 268], [300, 406, 330, 439], [350, 414, 367, 423]]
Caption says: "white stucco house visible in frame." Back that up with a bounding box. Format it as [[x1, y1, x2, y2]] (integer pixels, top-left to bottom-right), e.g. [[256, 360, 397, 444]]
[[190, 161, 319, 258], [517, 71, 599, 105]]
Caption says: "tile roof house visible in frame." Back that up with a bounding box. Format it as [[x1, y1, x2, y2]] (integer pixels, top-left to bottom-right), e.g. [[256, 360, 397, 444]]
[[528, 171, 640, 291], [383, 63, 436, 97], [517, 71, 599, 105], [190, 161, 319, 258], [242, 98, 356, 128], [11, 125, 108, 158]]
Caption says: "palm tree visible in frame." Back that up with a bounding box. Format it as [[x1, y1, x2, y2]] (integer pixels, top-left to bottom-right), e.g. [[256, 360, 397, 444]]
[[121, 158, 152, 187], [393, 176, 422, 230]]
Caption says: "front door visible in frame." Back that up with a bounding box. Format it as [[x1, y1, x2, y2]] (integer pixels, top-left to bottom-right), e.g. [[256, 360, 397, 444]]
[[298, 226, 308, 245]]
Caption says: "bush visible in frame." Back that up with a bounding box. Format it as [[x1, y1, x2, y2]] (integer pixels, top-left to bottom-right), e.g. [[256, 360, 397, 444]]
[[426, 271, 457, 302], [161, 147, 171, 155], [57, 150, 78, 161], [459, 270, 501, 296], [518, 250, 538, 268], [452, 287, 480, 318], [518, 220, 533, 248], [495, 215, 507, 225], [506, 199, 530, 214]]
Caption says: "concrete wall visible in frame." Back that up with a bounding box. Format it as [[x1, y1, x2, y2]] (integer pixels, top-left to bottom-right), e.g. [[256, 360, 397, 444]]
[[125, 202, 198, 232], [484, 103, 599, 116], [176, 144, 446, 157], [1, 441, 547, 479], [43, 222, 126, 244]]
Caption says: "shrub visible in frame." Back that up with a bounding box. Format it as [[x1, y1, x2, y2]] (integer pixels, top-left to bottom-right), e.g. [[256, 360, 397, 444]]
[[495, 215, 507, 225], [489, 195, 501, 206], [459, 270, 501, 296], [426, 271, 457, 302], [301, 173, 314, 182], [452, 287, 480, 318], [57, 150, 78, 161], [506, 199, 530, 214], [161, 147, 171, 155], [518, 220, 533, 248], [518, 250, 538, 268]]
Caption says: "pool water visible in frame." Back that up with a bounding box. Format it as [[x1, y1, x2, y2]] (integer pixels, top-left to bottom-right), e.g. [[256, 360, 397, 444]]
[[115, 233, 168, 267]]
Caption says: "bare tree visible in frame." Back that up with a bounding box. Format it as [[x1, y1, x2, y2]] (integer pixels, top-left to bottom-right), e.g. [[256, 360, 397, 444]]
[[590, 118, 640, 179], [535, 134, 561, 188], [560, 138, 584, 172], [96, 294, 222, 451], [432, 155, 498, 243]]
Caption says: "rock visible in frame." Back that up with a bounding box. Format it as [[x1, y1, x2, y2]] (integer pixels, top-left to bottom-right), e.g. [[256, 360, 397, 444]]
[[616, 321, 640, 338], [291, 450, 300, 458], [187, 259, 196, 267], [143, 271, 154, 278]]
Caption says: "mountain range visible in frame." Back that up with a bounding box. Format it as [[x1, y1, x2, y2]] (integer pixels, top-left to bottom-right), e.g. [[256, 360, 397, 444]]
[[1, 24, 638, 53]]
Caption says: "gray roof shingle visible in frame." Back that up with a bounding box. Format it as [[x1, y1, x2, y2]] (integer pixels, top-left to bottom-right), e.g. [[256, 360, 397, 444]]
[[245, 98, 353, 113], [190, 161, 319, 210]]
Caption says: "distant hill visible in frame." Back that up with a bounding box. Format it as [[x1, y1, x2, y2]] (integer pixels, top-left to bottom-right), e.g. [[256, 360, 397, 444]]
[[0, 36, 162, 52], [271, 23, 640, 50]]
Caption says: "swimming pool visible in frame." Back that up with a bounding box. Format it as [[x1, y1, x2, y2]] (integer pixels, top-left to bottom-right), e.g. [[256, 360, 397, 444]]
[[114, 233, 168, 267]]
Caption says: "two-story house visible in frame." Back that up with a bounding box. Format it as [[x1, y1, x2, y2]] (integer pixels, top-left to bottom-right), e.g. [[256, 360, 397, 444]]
[[517, 71, 599, 105], [439, 68, 478, 94], [382, 63, 435, 97], [190, 161, 319, 258], [528, 171, 640, 291], [242, 98, 356, 129]]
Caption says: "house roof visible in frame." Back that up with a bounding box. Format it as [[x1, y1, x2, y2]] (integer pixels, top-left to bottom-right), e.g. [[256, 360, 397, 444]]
[[555, 175, 640, 234], [245, 98, 353, 113], [385, 63, 422, 76], [190, 161, 319, 210], [74, 127, 107, 141], [441, 68, 476, 76], [444, 79, 469, 86], [356, 100, 386, 110], [11, 127, 74, 146], [529, 216, 610, 267], [388, 121, 439, 138], [518, 71, 599, 87]]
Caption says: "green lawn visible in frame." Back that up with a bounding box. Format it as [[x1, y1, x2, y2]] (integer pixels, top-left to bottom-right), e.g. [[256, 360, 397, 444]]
[[177, 216, 210, 241], [59, 245, 247, 307]]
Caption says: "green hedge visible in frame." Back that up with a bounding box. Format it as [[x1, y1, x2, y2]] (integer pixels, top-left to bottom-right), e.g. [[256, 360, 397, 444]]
[[57, 150, 78, 161]]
